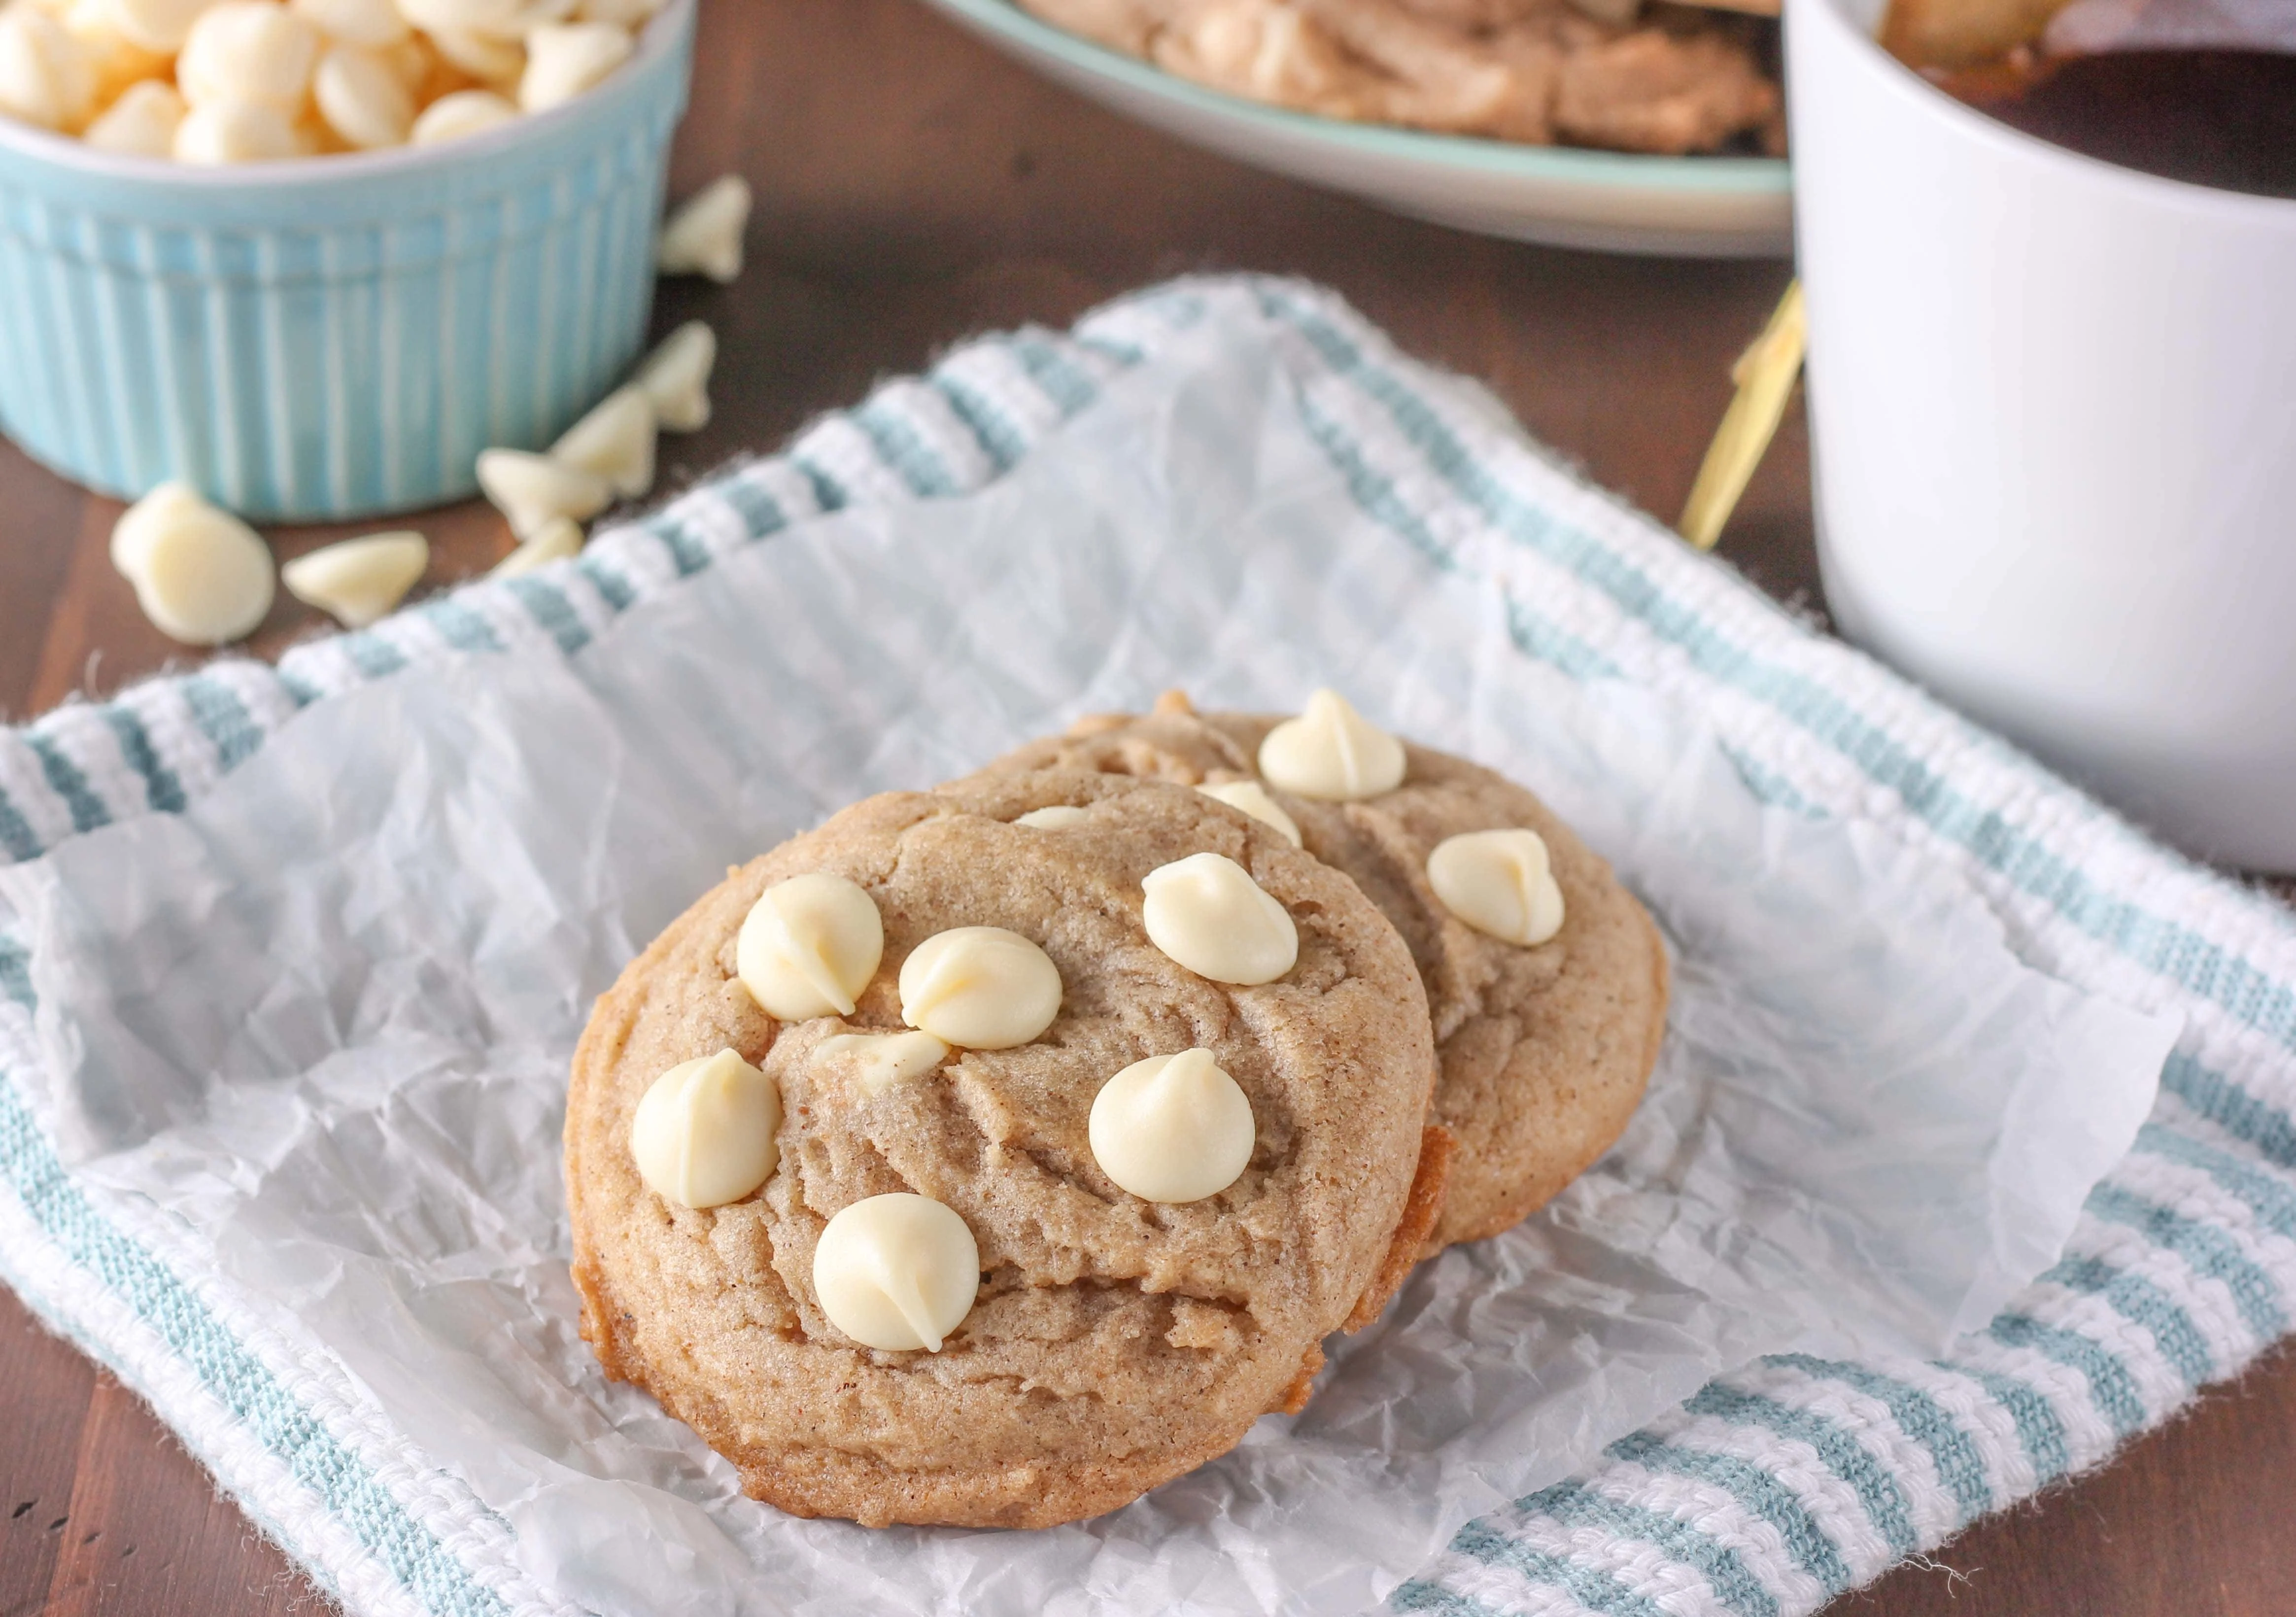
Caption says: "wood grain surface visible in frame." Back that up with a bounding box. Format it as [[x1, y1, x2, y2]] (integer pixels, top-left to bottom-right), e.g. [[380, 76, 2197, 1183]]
[[2, 1, 2290, 1614]]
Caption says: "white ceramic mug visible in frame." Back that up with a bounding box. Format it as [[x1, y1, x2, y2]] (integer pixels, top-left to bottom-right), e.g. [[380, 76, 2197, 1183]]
[[1786, 0, 2296, 869]]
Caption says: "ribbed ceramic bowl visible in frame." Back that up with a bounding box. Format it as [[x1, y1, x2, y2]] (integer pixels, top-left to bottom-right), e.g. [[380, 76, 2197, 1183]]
[[0, 0, 694, 521]]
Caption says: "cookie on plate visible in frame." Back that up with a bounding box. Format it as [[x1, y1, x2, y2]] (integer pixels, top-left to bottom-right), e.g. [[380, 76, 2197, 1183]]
[[566, 770, 1446, 1529], [979, 691, 1669, 1252]]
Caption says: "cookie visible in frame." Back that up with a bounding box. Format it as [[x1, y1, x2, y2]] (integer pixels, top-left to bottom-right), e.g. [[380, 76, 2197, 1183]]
[[979, 693, 1669, 1251], [566, 770, 1446, 1529]]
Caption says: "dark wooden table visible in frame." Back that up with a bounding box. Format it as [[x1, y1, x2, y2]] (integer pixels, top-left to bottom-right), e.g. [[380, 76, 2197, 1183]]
[[3, 2, 2290, 1614]]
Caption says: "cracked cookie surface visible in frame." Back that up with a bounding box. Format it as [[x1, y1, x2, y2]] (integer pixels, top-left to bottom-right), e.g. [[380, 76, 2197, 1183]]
[[566, 770, 1440, 1528], [981, 701, 1669, 1250]]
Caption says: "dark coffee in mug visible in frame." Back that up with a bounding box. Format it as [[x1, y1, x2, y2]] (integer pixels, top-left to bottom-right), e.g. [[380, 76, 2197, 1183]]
[[1937, 50, 2296, 201]]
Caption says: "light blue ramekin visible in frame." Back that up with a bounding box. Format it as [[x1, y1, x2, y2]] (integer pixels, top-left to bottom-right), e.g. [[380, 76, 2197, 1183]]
[[0, 0, 693, 522]]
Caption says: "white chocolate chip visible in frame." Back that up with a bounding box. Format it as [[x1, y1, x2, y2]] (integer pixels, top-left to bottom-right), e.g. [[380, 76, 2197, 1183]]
[[110, 479, 202, 580], [409, 86, 516, 143], [99, 0, 222, 53], [117, 486, 276, 645], [1088, 1048, 1255, 1204], [1013, 805, 1088, 830], [280, 530, 426, 627], [897, 926, 1062, 1050], [396, 0, 566, 36], [177, 2, 320, 112], [1141, 852, 1297, 986], [487, 513, 582, 578], [812, 1193, 978, 1352], [1426, 828, 1566, 947], [737, 873, 885, 1021], [420, 22, 521, 82], [813, 1031, 949, 1098], [1257, 688, 1406, 802], [290, 0, 408, 47], [633, 320, 714, 434], [173, 94, 303, 161], [1195, 779, 1302, 848], [628, 1047, 781, 1209], [312, 43, 412, 147], [549, 384, 654, 498], [0, 6, 97, 131], [475, 447, 610, 536], [655, 173, 750, 283], [516, 19, 627, 111], [61, 0, 171, 106], [83, 76, 184, 153]]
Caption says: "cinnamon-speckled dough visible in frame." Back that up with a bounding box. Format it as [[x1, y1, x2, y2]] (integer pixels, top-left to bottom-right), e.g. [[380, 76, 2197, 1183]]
[[566, 771, 1443, 1529], [981, 696, 1669, 1250]]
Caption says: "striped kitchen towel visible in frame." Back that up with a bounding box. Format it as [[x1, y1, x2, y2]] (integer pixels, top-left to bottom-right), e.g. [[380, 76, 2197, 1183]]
[[4, 275, 2294, 1617]]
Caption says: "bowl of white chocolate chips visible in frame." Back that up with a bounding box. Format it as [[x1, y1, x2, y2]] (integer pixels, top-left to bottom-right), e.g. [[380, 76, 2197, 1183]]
[[0, 0, 711, 521]]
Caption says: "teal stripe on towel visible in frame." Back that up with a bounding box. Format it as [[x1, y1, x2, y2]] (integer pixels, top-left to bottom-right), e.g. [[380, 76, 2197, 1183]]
[[2041, 1255, 2214, 1387], [2136, 1124, 2296, 1239], [1685, 1384, 1918, 1558], [1517, 1479, 1781, 1617], [1762, 1355, 1992, 1524], [100, 707, 186, 815], [1959, 1366, 2071, 1485], [25, 732, 109, 834], [2159, 1051, 2296, 1173], [2086, 1183, 2285, 1342], [1606, 1429, 1853, 1594], [1988, 1314, 2146, 1436], [1449, 1523, 1676, 1617], [0, 1078, 508, 1617], [853, 400, 960, 497], [180, 674, 265, 772], [1391, 1579, 1510, 1617]]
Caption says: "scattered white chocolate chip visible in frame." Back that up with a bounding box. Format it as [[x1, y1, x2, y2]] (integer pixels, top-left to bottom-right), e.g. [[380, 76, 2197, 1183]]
[[633, 319, 715, 433], [898, 926, 1062, 1050], [0, 5, 97, 131], [812, 1193, 979, 1352], [1257, 688, 1406, 802], [313, 43, 413, 147], [549, 383, 654, 498], [409, 86, 515, 143], [101, 0, 224, 54], [114, 485, 276, 645], [1014, 805, 1088, 830], [109, 479, 201, 580], [516, 19, 627, 112], [655, 173, 749, 283], [177, 2, 321, 112], [1426, 828, 1566, 947], [475, 447, 610, 536], [290, 0, 409, 49], [628, 1047, 781, 1209], [737, 872, 885, 1021], [173, 95, 303, 161], [813, 1031, 949, 1098], [280, 531, 427, 627], [83, 76, 183, 153], [487, 513, 582, 578], [1140, 852, 1297, 986], [1088, 1048, 1255, 1204], [1196, 779, 1302, 848]]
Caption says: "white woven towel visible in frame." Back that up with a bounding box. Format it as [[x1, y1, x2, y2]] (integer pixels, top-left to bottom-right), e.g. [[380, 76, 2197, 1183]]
[[3, 276, 2293, 1617]]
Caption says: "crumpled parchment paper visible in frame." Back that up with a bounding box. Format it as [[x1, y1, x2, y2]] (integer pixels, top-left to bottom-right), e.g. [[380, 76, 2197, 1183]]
[[0, 311, 2177, 1617]]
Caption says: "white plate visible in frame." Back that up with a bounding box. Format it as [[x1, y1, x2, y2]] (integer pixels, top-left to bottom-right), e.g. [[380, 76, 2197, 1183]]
[[921, 0, 1793, 257]]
